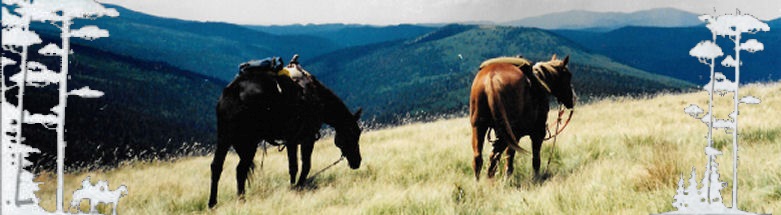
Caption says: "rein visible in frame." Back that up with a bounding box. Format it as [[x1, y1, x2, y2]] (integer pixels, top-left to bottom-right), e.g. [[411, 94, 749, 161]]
[[308, 155, 345, 180], [258, 143, 346, 180], [544, 105, 574, 141], [544, 105, 574, 173]]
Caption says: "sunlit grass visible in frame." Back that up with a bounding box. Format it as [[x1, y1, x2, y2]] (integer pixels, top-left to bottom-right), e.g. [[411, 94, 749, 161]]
[[34, 82, 781, 214]]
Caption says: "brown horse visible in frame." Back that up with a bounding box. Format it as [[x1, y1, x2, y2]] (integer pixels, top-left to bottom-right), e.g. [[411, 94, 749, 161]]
[[208, 55, 362, 208], [469, 55, 575, 180]]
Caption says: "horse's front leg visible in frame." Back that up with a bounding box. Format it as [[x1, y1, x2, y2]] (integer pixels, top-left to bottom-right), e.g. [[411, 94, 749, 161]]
[[208, 133, 231, 208], [286, 143, 299, 185], [531, 133, 544, 176], [295, 141, 315, 187]]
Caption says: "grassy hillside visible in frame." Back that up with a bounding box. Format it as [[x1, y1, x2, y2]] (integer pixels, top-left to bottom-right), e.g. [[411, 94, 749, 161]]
[[307, 24, 695, 123], [34, 82, 780, 214], [553, 20, 781, 85]]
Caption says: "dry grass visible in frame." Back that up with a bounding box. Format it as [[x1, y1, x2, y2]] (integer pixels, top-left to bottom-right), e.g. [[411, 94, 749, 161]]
[[34, 82, 781, 214]]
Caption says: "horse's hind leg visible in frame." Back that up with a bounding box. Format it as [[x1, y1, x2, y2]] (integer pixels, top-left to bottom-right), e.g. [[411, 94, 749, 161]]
[[295, 141, 314, 187], [487, 137, 508, 178], [208, 134, 231, 208], [286, 143, 299, 185], [504, 145, 516, 177], [471, 125, 487, 181], [235, 141, 257, 199]]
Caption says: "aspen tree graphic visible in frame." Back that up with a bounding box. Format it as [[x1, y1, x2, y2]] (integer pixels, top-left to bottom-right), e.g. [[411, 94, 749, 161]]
[[660, 10, 769, 215], [2, 0, 122, 214], [2, 0, 45, 212]]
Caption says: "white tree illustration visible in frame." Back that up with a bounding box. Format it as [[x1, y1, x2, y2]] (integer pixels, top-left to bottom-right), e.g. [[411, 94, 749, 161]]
[[672, 175, 686, 209], [663, 10, 769, 215], [23, 0, 118, 212], [689, 23, 723, 207], [2, 0, 121, 214], [707, 11, 768, 210], [2, 0, 45, 212]]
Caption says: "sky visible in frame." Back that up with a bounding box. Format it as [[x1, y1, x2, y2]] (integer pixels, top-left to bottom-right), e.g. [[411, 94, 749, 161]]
[[96, 0, 781, 25]]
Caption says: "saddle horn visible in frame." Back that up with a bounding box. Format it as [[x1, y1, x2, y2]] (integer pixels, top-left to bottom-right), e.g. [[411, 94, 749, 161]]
[[290, 54, 300, 65]]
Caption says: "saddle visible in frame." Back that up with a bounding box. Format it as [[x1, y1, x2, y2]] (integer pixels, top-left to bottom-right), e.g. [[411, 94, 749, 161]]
[[479, 55, 532, 70], [238, 57, 311, 89], [479, 55, 545, 92], [237, 57, 322, 144], [239, 57, 285, 76]]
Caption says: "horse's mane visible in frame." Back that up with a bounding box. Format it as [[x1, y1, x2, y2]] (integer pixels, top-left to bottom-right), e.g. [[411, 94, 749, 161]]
[[308, 76, 354, 124], [479, 56, 532, 69], [532, 59, 565, 78]]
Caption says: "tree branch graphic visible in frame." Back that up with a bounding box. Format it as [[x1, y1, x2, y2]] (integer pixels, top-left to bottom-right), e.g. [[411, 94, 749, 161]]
[[2, 0, 121, 214], [663, 10, 769, 215]]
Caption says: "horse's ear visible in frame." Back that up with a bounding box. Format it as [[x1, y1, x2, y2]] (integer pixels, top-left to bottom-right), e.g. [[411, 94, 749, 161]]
[[354, 108, 363, 120], [563, 55, 570, 66], [551, 54, 557, 61]]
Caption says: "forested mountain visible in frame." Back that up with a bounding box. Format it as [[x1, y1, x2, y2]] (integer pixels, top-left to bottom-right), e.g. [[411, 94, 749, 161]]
[[553, 19, 781, 84], [246, 24, 436, 47], [30, 4, 340, 81], [5, 35, 225, 169], [306, 25, 695, 123]]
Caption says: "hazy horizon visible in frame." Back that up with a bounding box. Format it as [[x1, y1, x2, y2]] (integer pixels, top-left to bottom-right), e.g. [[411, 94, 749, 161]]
[[96, 0, 781, 26]]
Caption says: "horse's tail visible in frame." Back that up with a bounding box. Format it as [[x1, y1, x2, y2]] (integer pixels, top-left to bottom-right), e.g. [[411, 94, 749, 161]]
[[484, 73, 528, 154]]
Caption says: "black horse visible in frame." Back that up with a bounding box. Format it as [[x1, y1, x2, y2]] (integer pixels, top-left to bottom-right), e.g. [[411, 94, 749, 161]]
[[208, 56, 362, 208]]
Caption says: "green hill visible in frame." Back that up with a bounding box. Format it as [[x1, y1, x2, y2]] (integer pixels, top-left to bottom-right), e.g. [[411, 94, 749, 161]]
[[11, 35, 225, 169], [30, 4, 340, 81], [306, 25, 695, 123], [246, 24, 437, 47], [552, 22, 781, 85]]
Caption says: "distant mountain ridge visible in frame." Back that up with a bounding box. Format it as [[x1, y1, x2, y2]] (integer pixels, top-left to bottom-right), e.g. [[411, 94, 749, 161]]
[[245, 24, 437, 48], [30, 4, 340, 81], [305, 24, 694, 123], [505, 8, 702, 31], [552, 18, 781, 85]]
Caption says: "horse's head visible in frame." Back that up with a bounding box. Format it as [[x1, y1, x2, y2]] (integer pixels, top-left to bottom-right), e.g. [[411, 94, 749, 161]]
[[117, 185, 129, 197], [334, 108, 363, 169], [534, 54, 576, 109]]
